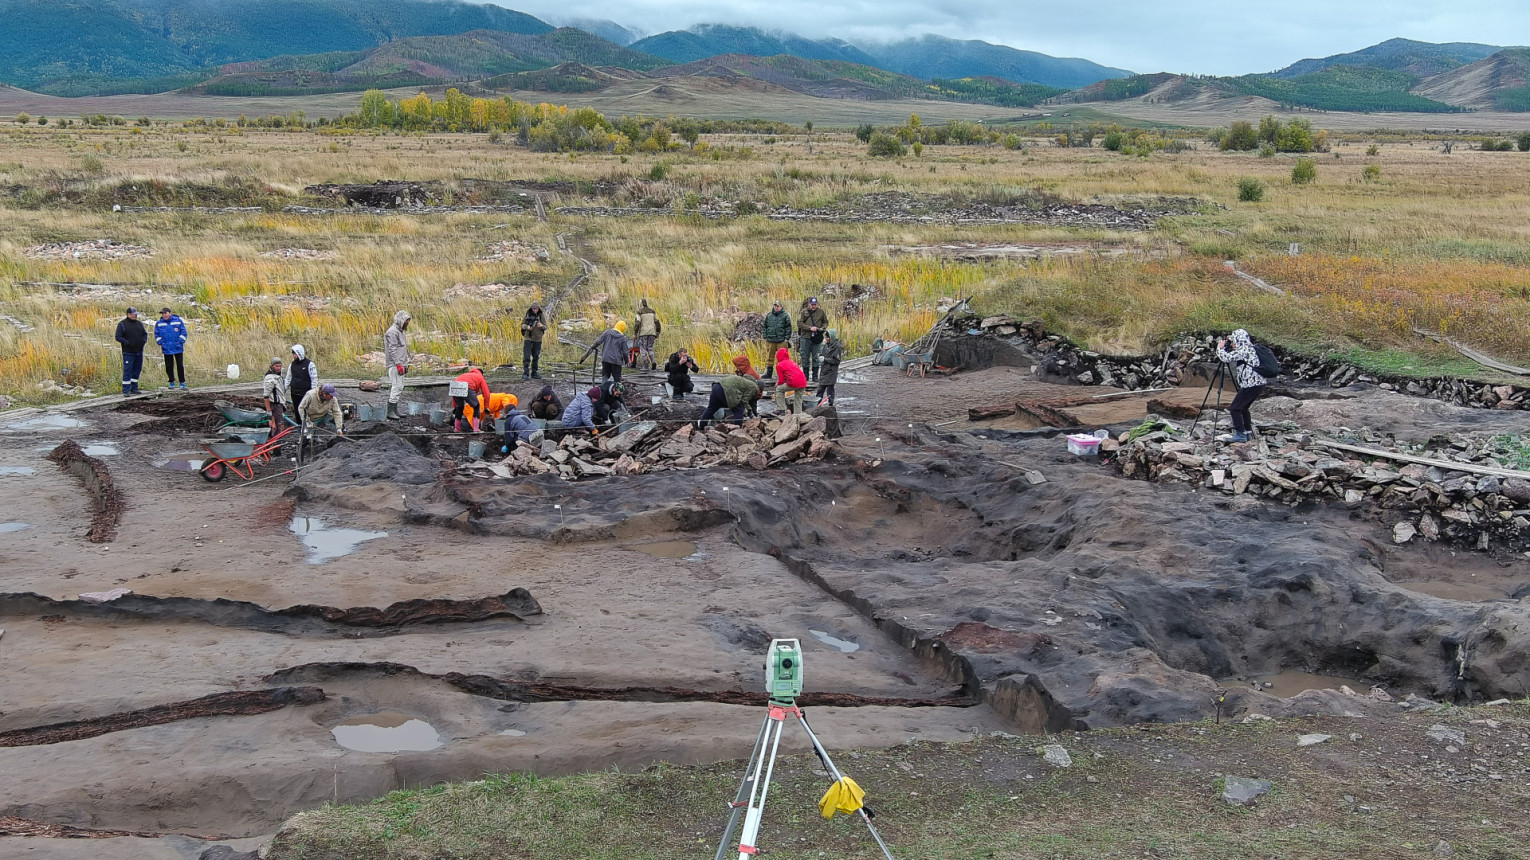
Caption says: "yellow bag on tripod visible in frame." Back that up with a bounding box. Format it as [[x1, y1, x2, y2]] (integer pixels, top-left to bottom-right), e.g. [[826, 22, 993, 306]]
[[818, 776, 866, 819]]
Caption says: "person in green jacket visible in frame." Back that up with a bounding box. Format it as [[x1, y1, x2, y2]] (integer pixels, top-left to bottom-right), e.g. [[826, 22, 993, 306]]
[[797, 296, 829, 382], [761, 300, 794, 380]]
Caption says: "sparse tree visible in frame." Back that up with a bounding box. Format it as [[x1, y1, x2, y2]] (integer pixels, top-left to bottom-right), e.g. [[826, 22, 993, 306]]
[[1221, 121, 1258, 151], [854, 123, 874, 143]]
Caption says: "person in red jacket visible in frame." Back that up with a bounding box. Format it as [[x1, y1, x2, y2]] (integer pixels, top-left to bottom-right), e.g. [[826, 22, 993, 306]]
[[451, 366, 491, 432], [773, 347, 808, 415]]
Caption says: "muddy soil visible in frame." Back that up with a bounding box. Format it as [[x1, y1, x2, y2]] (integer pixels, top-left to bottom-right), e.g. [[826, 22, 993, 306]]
[[1, 362, 1525, 851]]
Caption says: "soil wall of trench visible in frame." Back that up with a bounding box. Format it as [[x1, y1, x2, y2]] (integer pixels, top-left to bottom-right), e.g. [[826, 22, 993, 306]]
[[302, 431, 1530, 734]]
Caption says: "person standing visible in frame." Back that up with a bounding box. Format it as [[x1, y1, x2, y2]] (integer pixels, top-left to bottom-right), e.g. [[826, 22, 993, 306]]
[[285, 344, 316, 415], [816, 329, 843, 407], [1215, 328, 1269, 444], [664, 348, 699, 400], [632, 299, 661, 370], [113, 306, 147, 395], [384, 311, 410, 420], [520, 304, 547, 380], [262, 357, 287, 435], [773, 347, 809, 415], [797, 296, 829, 382], [761, 300, 793, 380], [154, 306, 188, 389], [581, 320, 628, 383]]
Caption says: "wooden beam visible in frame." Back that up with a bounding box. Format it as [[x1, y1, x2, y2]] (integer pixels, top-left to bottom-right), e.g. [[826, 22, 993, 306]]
[[1312, 439, 1530, 481]]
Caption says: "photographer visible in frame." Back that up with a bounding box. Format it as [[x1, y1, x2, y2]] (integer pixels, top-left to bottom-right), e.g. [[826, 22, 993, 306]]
[[1214, 329, 1268, 444]]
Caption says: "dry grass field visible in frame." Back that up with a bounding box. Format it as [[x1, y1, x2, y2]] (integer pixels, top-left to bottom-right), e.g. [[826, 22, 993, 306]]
[[2, 114, 1529, 402]]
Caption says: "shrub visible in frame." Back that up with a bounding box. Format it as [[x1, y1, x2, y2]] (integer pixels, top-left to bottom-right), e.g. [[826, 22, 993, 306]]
[[1291, 157, 1317, 184], [854, 124, 874, 143], [1003, 134, 1024, 150], [868, 132, 906, 157], [911, 141, 923, 157], [1519, 131, 1530, 152], [1362, 163, 1381, 182], [1237, 177, 1265, 202], [1258, 143, 1276, 158], [1102, 131, 1125, 151], [14, 113, 29, 125], [1366, 143, 1380, 156], [1221, 120, 1258, 151], [648, 163, 667, 181]]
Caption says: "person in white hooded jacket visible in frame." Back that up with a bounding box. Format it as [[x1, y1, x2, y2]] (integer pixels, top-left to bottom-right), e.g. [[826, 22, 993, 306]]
[[1214, 328, 1268, 444], [384, 310, 411, 420]]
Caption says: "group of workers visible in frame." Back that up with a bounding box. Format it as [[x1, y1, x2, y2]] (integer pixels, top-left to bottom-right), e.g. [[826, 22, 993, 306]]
[[115, 290, 845, 452]]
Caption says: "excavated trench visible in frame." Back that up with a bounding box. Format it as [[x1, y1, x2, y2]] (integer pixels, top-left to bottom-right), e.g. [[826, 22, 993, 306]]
[[44, 440, 122, 542]]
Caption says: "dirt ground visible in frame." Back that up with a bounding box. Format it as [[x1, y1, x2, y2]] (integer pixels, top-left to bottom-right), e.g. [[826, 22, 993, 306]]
[[1, 363, 1526, 857]]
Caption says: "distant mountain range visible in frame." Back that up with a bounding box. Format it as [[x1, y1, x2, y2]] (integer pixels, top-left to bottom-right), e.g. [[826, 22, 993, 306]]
[[1, 1, 1529, 116]]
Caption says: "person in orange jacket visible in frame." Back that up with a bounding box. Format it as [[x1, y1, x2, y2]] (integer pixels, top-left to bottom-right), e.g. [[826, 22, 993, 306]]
[[463, 392, 517, 426], [452, 366, 491, 432]]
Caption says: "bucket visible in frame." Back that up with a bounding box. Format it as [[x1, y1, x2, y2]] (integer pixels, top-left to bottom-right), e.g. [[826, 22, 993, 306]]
[[429, 406, 449, 425], [225, 364, 240, 380], [406, 401, 424, 416], [495, 417, 507, 433], [467, 440, 487, 459], [355, 404, 377, 421]]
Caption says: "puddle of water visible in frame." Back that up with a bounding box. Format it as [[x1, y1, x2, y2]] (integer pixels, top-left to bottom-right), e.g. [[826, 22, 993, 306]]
[[0, 466, 37, 477], [80, 442, 119, 457], [1237, 670, 1361, 698], [6, 415, 85, 432], [0, 522, 31, 533], [331, 711, 442, 753], [497, 728, 527, 737], [809, 629, 861, 653], [289, 515, 388, 564], [627, 539, 698, 559], [1396, 581, 1509, 602], [155, 456, 206, 471]]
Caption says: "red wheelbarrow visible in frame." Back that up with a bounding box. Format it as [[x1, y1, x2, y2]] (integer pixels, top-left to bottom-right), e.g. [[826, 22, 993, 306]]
[[197, 424, 294, 482]]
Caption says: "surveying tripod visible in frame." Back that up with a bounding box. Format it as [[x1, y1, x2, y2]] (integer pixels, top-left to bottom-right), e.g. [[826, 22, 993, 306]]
[[1188, 360, 1239, 439], [715, 641, 896, 860]]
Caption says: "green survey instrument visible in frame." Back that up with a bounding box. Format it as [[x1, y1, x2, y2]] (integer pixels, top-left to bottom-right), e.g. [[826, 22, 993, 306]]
[[716, 639, 895, 860], [765, 638, 804, 704]]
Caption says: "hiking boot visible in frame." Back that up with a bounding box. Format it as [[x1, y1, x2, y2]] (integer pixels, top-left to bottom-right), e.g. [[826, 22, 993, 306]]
[[522, 373, 530, 381], [386, 402, 400, 420], [531, 372, 541, 380]]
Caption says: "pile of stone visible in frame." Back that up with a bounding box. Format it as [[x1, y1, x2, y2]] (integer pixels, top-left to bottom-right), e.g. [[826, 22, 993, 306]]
[[259, 248, 339, 261], [442, 282, 536, 301], [465, 411, 841, 480], [477, 241, 550, 264], [303, 181, 437, 209], [1112, 426, 1530, 553], [731, 312, 765, 342], [23, 240, 153, 260]]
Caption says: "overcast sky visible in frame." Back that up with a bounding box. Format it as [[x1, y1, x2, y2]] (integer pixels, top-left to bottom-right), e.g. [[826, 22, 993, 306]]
[[493, 0, 1530, 75]]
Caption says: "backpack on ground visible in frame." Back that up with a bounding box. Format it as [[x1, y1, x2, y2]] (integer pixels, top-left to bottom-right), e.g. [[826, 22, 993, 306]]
[[1251, 344, 1282, 379]]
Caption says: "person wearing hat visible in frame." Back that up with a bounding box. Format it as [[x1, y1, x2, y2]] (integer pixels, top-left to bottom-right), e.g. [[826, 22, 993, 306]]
[[797, 296, 829, 382], [593, 379, 627, 427], [773, 347, 809, 415], [498, 395, 538, 450], [581, 319, 629, 383], [561, 386, 599, 434], [262, 357, 287, 435], [113, 307, 148, 395], [297, 383, 344, 436], [529, 385, 563, 420], [632, 299, 662, 370], [154, 306, 188, 390], [285, 344, 317, 415], [760, 300, 794, 380], [384, 311, 411, 419], [698, 365, 764, 430], [816, 329, 844, 407], [520, 303, 547, 380]]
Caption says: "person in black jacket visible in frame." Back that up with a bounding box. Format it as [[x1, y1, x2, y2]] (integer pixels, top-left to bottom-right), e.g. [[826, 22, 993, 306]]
[[113, 307, 148, 395], [664, 348, 699, 400]]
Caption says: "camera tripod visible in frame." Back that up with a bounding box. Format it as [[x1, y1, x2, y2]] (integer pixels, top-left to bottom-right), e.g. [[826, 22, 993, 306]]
[[1188, 360, 1240, 439], [715, 701, 895, 860]]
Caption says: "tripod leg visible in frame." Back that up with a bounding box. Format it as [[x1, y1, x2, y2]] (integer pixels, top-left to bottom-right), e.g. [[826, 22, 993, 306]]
[[797, 713, 897, 860], [734, 711, 787, 859], [1189, 363, 1222, 438], [715, 716, 772, 860]]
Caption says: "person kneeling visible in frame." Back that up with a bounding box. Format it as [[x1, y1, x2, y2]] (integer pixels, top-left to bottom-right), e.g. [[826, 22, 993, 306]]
[[665, 348, 699, 400]]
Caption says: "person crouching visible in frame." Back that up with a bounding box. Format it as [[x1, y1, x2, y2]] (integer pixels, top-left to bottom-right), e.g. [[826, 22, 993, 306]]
[[699, 371, 763, 430], [665, 348, 699, 400]]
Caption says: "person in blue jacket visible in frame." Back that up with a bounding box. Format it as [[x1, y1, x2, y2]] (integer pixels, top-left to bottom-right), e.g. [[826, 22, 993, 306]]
[[154, 306, 189, 390]]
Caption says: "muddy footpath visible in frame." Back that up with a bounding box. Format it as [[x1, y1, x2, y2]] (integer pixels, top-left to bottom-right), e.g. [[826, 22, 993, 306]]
[[0, 361, 1526, 858]]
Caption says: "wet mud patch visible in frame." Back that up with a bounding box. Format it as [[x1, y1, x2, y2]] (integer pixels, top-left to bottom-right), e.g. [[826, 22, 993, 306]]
[[0, 687, 325, 748], [0, 589, 542, 637], [45, 439, 122, 542]]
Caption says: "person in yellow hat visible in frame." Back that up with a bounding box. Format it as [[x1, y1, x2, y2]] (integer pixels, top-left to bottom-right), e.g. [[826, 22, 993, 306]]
[[581, 319, 629, 383]]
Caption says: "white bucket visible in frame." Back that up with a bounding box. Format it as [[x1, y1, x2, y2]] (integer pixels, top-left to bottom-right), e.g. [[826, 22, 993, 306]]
[[1066, 434, 1103, 456], [226, 364, 240, 380]]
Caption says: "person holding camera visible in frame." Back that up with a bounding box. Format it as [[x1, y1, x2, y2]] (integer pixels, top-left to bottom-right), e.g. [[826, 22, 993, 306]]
[[1215, 329, 1268, 444]]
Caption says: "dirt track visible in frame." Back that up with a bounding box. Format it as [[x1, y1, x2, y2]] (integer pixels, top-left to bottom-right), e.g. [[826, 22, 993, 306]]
[[0, 363, 1526, 857]]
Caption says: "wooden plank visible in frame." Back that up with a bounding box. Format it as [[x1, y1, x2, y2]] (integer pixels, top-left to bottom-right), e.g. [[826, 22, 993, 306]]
[[1411, 328, 1530, 376], [1312, 439, 1530, 481]]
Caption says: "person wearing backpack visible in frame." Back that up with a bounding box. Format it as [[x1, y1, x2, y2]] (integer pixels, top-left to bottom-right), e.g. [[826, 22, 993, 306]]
[[1215, 329, 1277, 443]]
